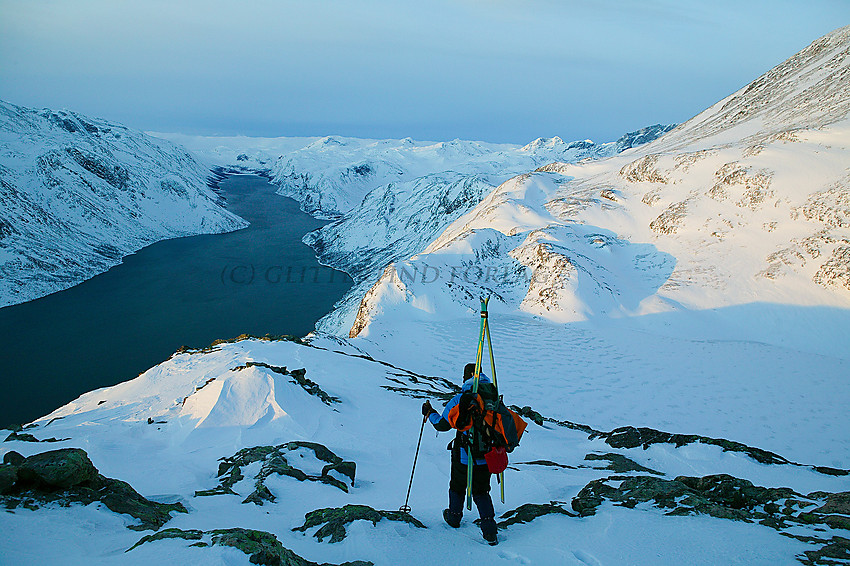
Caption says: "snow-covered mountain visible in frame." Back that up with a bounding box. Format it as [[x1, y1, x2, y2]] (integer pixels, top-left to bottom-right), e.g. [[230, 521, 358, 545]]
[[3, 26, 850, 566], [289, 127, 673, 333], [347, 25, 850, 342], [269, 127, 674, 219], [0, 101, 246, 307], [155, 125, 675, 334]]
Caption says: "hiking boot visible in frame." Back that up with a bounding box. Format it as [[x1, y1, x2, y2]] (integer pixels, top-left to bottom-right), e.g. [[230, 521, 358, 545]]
[[480, 517, 498, 545], [443, 508, 462, 528]]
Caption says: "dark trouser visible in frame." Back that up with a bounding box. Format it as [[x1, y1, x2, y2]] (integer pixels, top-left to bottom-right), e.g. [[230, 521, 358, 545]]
[[448, 444, 494, 519]]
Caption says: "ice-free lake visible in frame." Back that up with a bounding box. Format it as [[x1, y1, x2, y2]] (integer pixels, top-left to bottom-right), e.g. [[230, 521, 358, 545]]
[[0, 175, 353, 427]]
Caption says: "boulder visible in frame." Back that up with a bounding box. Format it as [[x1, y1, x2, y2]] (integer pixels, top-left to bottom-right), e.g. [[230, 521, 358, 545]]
[[3, 451, 25, 466], [0, 464, 18, 494], [17, 448, 98, 488]]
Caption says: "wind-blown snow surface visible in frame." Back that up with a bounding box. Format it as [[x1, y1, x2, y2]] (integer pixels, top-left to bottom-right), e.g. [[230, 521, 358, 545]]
[[0, 101, 246, 307], [2, 334, 847, 565]]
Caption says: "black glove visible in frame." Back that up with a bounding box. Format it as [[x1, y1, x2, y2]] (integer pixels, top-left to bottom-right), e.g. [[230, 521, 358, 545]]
[[421, 400, 434, 417]]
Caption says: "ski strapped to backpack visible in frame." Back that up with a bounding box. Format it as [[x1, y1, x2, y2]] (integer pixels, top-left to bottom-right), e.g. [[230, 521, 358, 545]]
[[447, 381, 527, 467], [455, 297, 527, 508]]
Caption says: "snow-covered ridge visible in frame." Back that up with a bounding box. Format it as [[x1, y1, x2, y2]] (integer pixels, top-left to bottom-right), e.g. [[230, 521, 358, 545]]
[[292, 127, 674, 333], [270, 126, 675, 219], [151, 126, 674, 334], [3, 28, 850, 566], [0, 101, 247, 307], [347, 25, 850, 341]]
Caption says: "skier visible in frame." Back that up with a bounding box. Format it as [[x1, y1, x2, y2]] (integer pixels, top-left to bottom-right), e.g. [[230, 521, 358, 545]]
[[421, 362, 498, 545]]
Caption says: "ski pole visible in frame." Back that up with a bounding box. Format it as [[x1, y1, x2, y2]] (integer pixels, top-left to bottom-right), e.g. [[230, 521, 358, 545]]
[[400, 413, 428, 513]]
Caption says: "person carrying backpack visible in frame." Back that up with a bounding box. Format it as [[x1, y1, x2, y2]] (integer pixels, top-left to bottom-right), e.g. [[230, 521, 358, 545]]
[[421, 362, 500, 545]]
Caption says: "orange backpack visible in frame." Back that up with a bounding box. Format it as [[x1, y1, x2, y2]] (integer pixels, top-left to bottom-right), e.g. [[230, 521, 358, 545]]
[[447, 382, 527, 456]]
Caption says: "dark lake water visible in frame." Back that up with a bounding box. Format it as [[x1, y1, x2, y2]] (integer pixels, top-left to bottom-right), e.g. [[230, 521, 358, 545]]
[[0, 175, 353, 427]]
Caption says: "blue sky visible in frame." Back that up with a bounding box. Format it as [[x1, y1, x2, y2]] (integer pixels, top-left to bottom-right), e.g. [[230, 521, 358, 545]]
[[1, 0, 847, 143]]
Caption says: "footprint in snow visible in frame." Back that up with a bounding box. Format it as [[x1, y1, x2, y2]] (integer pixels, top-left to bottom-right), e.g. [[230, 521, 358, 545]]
[[497, 549, 531, 564], [572, 549, 602, 566]]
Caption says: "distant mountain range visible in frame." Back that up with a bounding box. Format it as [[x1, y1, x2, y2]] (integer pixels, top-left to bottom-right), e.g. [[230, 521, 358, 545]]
[[0, 102, 246, 307], [0, 99, 673, 309], [2, 25, 849, 566], [344, 24, 850, 338]]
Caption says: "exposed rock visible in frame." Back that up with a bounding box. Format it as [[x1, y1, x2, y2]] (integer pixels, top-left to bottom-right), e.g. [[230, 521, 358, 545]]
[[571, 474, 850, 565], [516, 459, 577, 470], [571, 474, 807, 522], [176, 333, 306, 356], [600, 425, 794, 466], [293, 504, 425, 543], [801, 536, 850, 566], [211, 528, 312, 566], [4, 432, 39, 443], [4, 431, 70, 443], [707, 162, 773, 210], [800, 183, 850, 228], [497, 501, 575, 528], [127, 528, 204, 552], [231, 361, 339, 405], [3, 451, 25, 466], [0, 464, 17, 494], [649, 200, 689, 235], [128, 527, 374, 566], [813, 245, 850, 290], [584, 453, 663, 475], [379, 366, 461, 401], [506, 411, 848, 476], [614, 124, 677, 151], [510, 405, 544, 426], [620, 154, 669, 184], [17, 448, 98, 488], [197, 441, 356, 503], [2, 448, 185, 531]]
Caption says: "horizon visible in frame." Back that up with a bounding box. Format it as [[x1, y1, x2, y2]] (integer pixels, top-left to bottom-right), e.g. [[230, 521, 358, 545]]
[[1, 1, 849, 145]]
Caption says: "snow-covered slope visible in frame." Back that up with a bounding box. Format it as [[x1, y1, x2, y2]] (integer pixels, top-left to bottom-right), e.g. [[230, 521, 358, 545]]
[[348, 25, 850, 340], [151, 126, 674, 334], [297, 127, 674, 333], [3, 26, 850, 566], [0, 101, 247, 307], [270, 126, 675, 219], [3, 313, 849, 565]]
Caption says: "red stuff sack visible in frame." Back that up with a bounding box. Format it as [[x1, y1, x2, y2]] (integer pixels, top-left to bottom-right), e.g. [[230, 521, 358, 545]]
[[484, 446, 508, 474]]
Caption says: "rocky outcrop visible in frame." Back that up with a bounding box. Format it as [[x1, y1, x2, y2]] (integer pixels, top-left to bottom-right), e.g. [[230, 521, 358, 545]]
[[4, 431, 68, 443], [231, 362, 339, 405], [571, 474, 850, 565], [16, 448, 98, 488], [1, 448, 185, 530], [511, 407, 850, 475], [129, 527, 373, 566], [196, 441, 356, 502], [292, 505, 425, 543], [496, 501, 575, 528]]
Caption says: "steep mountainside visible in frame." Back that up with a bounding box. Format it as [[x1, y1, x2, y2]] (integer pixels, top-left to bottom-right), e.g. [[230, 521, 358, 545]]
[[347, 25, 850, 340], [0, 101, 246, 307], [2, 29, 849, 566], [298, 126, 674, 333], [270, 126, 675, 219]]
